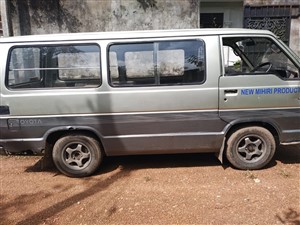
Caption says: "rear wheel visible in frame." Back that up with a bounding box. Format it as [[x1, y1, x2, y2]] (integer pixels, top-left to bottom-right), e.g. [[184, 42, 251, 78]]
[[226, 126, 276, 170], [52, 134, 102, 177]]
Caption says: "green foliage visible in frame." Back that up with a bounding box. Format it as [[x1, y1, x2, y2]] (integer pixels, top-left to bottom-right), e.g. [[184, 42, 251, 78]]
[[234, 60, 241, 70]]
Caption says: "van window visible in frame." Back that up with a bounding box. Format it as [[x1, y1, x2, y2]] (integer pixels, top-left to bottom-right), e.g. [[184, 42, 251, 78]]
[[7, 44, 101, 89], [223, 46, 243, 73], [108, 40, 205, 86], [223, 37, 299, 79]]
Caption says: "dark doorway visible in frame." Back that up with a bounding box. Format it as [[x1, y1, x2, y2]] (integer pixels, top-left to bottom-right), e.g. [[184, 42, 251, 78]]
[[200, 13, 224, 28]]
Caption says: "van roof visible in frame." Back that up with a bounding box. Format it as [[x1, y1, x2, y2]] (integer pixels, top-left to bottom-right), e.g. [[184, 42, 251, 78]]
[[0, 28, 275, 43]]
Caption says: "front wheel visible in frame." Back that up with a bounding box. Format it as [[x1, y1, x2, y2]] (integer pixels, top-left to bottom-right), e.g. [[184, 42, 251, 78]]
[[52, 134, 103, 177], [226, 126, 276, 170]]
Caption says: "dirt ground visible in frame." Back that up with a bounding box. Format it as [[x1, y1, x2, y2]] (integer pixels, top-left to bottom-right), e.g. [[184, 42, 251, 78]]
[[0, 145, 299, 225]]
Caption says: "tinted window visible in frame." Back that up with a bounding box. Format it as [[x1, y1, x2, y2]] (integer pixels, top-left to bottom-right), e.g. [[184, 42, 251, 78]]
[[7, 44, 101, 89], [109, 40, 205, 86]]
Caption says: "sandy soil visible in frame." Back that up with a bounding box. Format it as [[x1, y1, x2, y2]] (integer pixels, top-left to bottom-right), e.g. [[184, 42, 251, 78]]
[[0, 145, 299, 225]]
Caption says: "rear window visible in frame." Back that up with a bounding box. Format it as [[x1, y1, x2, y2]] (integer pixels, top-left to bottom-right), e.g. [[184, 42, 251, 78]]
[[108, 39, 206, 86], [7, 44, 101, 89]]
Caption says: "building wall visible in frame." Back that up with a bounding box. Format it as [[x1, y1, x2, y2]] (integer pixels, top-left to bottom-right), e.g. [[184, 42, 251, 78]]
[[290, 17, 300, 56], [1, 0, 299, 56], [5, 0, 200, 36]]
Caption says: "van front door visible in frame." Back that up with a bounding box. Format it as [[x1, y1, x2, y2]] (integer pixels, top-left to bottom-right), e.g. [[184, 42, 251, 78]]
[[219, 35, 300, 145]]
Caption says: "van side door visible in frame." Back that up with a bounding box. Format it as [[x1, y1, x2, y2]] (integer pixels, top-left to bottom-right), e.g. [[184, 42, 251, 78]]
[[103, 36, 227, 155]]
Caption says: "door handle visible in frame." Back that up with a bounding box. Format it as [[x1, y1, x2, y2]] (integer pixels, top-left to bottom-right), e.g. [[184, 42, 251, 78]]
[[224, 89, 238, 94]]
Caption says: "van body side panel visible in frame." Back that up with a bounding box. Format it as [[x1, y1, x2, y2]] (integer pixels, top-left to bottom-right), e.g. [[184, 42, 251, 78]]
[[0, 35, 227, 154], [0, 112, 227, 154], [219, 108, 300, 142], [100, 111, 226, 155], [0, 83, 227, 153], [101, 35, 224, 154]]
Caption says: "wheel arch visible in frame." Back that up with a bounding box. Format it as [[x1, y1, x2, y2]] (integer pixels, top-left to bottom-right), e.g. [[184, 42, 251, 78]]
[[44, 126, 106, 155], [217, 119, 281, 163], [224, 120, 280, 145]]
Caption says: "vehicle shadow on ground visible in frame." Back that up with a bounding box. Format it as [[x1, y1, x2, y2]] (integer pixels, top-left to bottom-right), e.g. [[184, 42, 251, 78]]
[[25, 152, 223, 176], [99, 152, 221, 175], [26, 143, 299, 176], [274, 145, 300, 164]]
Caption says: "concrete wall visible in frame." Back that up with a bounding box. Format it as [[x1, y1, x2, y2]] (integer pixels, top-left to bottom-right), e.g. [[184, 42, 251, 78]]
[[2, 0, 299, 56], [6, 0, 200, 36], [290, 17, 300, 56]]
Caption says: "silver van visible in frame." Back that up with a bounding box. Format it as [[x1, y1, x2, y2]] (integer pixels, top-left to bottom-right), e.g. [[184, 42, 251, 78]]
[[0, 29, 299, 177]]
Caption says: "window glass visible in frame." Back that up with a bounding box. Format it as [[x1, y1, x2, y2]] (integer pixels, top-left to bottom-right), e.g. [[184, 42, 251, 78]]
[[158, 49, 184, 77], [8, 48, 41, 86], [7, 44, 101, 89], [125, 50, 155, 79], [109, 40, 205, 86], [223, 37, 299, 79], [223, 46, 243, 74]]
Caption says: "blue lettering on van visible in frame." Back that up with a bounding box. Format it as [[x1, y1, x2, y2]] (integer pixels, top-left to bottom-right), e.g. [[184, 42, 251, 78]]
[[255, 88, 273, 95], [241, 89, 254, 95], [241, 87, 300, 95], [274, 87, 300, 94]]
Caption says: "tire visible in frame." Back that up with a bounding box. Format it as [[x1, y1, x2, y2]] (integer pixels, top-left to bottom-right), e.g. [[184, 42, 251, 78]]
[[52, 134, 102, 177], [226, 126, 276, 170]]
